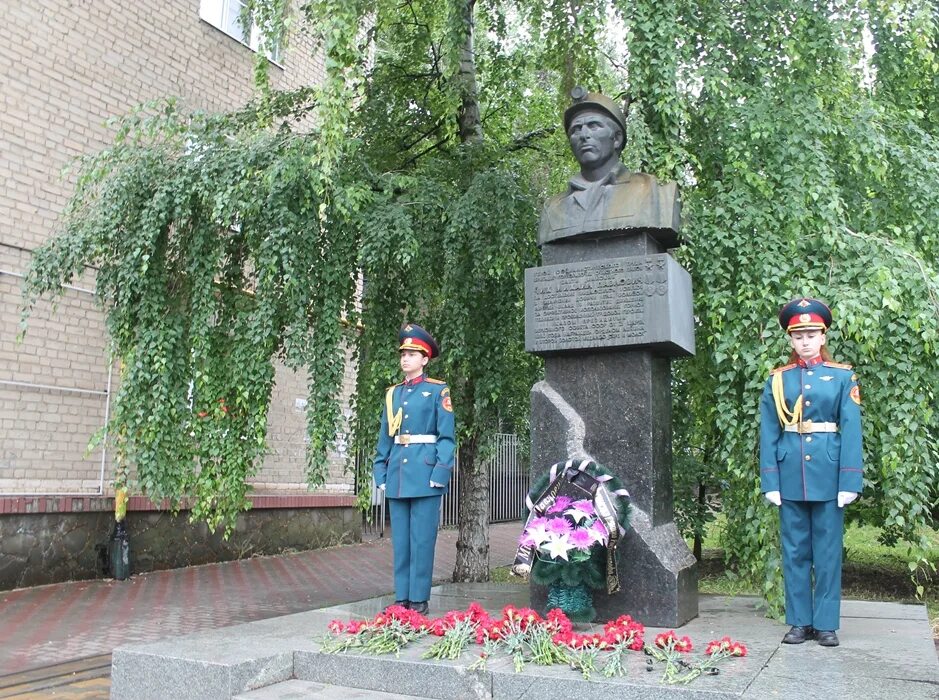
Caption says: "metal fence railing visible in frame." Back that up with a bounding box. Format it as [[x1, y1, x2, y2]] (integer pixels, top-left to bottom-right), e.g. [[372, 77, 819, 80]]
[[360, 433, 529, 537]]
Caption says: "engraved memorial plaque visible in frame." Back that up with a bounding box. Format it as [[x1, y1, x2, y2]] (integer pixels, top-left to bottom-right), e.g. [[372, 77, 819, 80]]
[[524, 254, 694, 356]]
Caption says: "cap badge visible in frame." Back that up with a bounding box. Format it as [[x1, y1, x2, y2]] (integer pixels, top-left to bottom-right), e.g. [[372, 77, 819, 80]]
[[404, 324, 413, 331], [797, 299, 811, 308], [799, 313, 811, 323]]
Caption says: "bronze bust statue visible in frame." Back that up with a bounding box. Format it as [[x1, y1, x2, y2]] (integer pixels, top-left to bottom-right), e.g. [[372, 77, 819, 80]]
[[538, 87, 681, 247]]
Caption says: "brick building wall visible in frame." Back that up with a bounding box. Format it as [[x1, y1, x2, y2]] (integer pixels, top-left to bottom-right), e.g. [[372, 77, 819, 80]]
[[0, 1, 358, 505]]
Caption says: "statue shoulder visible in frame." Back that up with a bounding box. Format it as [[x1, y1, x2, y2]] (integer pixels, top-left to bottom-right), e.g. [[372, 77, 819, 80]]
[[618, 170, 675, 190], [541, 190, 569, 210]]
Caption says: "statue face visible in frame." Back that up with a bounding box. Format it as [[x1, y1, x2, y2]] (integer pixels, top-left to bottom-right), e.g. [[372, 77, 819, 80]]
[[567, 110, 622, 169]]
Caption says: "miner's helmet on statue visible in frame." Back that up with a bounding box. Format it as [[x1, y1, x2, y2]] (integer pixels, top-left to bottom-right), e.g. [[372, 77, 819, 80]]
[[563, 86, 628, 144], [398, 323, 440, 359], [778, 297, 833, 333]]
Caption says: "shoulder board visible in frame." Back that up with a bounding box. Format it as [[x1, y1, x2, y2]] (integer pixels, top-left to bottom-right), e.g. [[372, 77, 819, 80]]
[[386, 382, 403, 391], [823, 361, 853, 370], [425, 377, 446, 385], [769, 363, 797, 376]]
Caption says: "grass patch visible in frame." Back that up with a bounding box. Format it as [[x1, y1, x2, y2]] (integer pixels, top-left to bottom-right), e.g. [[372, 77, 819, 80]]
[[693, 518, 939, 639], [490, 565, 527, 585]]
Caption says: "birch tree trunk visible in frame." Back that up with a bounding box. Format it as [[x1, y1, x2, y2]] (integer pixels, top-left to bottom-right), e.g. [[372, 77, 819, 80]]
[[450, 1, 489, 581]]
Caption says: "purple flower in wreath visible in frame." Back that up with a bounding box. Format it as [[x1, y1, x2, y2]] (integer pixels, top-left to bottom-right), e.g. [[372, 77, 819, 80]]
[[547, 496, 573, 514], [588, 519, 609, 546], [524, 520, 552, 545], [568, 527, 594, 551], [547, 516, 573, 535], [565, 499, 595, 522]]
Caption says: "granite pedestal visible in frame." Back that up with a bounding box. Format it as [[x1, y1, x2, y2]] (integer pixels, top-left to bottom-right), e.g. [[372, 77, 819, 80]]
[[525, 227, 698, 626], [111, 582, 939, 700]]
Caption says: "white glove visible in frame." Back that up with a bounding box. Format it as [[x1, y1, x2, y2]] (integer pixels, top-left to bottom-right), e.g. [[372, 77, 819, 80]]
[[430, 481, 445, 488], [764, 491, 782, 506], [378, 484, 385, 491], [837, 491, 858, 508]]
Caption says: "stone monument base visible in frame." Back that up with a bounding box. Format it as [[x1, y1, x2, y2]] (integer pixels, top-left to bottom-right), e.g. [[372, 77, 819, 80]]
[[110, 583, 939, 700]]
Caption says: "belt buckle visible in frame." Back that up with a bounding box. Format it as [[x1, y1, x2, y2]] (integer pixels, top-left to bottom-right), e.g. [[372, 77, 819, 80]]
[[800, 420, 812, 434], [398, 434, 410, 446]]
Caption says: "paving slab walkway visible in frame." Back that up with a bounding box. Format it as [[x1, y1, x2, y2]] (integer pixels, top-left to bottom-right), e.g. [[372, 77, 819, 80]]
[[0, 522, 523, 678]]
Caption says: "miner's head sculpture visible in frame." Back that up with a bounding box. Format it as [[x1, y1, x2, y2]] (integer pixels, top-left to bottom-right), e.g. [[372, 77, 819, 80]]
[[563, 87, 627, 173]]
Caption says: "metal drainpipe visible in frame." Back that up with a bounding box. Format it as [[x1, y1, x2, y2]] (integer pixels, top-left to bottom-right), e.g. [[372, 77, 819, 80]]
[[0, 268, 96, 295]]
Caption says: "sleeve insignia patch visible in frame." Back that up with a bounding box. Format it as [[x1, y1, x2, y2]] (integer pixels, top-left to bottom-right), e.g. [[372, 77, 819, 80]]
[[850, 385, 861, 405], [442, 396, 453, 412]]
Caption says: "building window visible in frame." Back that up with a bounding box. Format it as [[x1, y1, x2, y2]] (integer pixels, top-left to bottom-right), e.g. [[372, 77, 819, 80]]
[[199, 0, 281, 63]]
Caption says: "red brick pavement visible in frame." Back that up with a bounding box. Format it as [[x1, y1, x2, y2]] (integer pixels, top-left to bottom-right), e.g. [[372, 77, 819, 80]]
[[0, 522, 522, 676]]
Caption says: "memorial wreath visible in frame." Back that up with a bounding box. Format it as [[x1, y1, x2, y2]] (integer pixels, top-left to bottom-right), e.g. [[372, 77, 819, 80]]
[[511, 459, 631, 621]]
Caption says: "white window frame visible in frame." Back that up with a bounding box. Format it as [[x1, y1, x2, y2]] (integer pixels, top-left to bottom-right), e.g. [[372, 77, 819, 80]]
[[199, 0, 281, 64]]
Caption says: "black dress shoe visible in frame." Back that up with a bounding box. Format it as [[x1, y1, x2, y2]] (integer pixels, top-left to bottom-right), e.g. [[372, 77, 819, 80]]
[[816, 630, 839, 647], [410, 601, 429, 615], [782, 625, 815, 644]]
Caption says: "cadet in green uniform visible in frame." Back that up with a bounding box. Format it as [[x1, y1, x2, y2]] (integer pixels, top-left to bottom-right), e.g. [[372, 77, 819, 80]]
[[759, 298, 863, 647], [373, 324, 455, 615]]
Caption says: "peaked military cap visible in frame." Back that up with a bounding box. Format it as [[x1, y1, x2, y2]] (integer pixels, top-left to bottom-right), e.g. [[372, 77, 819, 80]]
[[563, 86, 628, 138], [398, 323, 440, 359], [778, 297, 832, 333]]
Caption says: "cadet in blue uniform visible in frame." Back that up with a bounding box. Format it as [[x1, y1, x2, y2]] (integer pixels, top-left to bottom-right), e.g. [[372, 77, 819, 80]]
[[373, 324, 455, 615], [759, 298, 863, 647]]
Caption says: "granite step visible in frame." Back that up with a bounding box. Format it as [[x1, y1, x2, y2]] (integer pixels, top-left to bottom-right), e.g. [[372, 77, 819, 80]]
[[234, 679, 427, 699]]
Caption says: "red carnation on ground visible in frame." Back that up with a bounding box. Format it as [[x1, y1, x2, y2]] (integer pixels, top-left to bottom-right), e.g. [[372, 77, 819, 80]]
[[545, 607, 573, 635], [326, 619, 345, 634], [705, 636, 747, 657], [654, 630, 693, 653]]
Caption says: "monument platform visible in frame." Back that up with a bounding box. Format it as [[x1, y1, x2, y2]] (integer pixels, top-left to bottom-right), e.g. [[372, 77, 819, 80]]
[[111, 583, 939, 700]]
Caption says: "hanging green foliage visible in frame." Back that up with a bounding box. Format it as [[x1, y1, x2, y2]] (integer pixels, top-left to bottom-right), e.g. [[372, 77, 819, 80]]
[[616, 0, 939, 604], [21, 99, 364, 535], [20, 0, 938, 606]]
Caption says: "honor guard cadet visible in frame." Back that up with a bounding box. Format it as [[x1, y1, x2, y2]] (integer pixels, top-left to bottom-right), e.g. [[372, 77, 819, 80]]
[[373, 323, 455, 615], [759, 298, 863, 648]]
